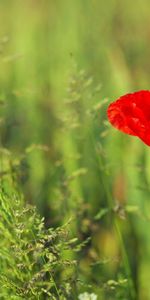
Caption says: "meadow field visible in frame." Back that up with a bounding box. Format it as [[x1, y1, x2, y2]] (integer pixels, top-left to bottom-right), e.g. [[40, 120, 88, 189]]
[[0, 1, 150, 299]]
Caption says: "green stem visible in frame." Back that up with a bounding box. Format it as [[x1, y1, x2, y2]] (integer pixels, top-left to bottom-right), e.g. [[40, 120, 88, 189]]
[[97, 152, 136, 299]]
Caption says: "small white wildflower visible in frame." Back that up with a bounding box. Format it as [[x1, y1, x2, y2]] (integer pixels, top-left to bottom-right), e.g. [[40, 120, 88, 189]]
[[78, 292, 97, 300]]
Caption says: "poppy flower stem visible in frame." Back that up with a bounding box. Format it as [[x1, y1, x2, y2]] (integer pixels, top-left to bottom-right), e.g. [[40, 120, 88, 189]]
[[97, 152, 137, 299]]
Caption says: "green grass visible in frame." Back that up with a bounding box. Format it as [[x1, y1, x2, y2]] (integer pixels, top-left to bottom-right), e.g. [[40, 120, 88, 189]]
[[0, 1, 150, 299]]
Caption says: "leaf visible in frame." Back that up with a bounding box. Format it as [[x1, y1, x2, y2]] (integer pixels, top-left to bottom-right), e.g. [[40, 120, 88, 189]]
[[94, 208, 110, 220], [125, 205, 139, 213]]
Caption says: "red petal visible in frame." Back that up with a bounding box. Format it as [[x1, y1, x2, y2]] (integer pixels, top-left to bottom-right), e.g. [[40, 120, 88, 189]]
[[107, 100, 137, 136], [107, 90, 150, 146]]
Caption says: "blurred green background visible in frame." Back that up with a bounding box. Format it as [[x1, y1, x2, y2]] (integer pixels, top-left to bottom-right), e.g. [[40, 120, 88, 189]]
[[0, 0, 150, 299]]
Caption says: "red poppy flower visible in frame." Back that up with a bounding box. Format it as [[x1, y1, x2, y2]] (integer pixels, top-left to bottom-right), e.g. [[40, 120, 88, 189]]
[[107, 90, 150, 146]]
